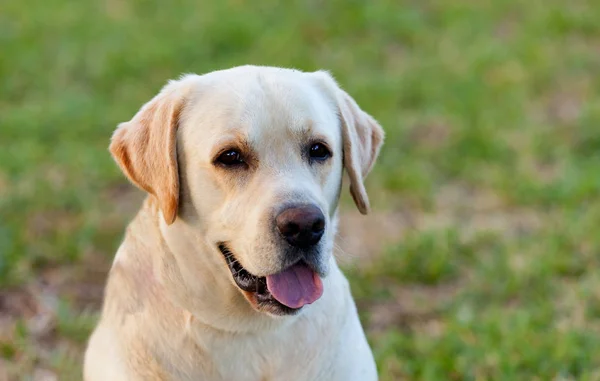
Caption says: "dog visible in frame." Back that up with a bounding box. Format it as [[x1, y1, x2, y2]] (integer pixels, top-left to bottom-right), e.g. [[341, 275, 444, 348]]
[[84, 65, 384, 381]]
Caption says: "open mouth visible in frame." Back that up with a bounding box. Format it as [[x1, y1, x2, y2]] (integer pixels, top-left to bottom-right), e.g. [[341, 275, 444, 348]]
[[218, 244, 323, 315]]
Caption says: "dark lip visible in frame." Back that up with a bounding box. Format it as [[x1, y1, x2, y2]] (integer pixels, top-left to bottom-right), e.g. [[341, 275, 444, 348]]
[[218, 243, 267, 293], [217, 243, 300, 315]]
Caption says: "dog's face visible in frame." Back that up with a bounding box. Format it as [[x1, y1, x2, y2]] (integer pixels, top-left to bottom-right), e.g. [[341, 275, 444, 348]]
[[110, 66, 383, 316]]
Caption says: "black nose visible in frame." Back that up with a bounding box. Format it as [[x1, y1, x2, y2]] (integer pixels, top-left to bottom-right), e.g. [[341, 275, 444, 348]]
[[276, 205, 325, 248]]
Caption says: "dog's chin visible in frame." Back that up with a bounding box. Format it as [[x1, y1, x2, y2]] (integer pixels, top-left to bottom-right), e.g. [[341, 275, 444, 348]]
[[218, 244, 302, 316]]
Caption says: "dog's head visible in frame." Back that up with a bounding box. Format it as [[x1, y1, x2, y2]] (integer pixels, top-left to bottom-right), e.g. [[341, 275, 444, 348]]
[[110, 66, 383, 316]]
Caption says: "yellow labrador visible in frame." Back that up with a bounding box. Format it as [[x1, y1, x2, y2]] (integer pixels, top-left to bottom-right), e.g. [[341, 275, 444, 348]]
[[84, 66, 384, 381]]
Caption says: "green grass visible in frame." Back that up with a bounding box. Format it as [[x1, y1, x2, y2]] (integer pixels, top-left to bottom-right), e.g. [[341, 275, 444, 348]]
[[2, 0, 600, 379]]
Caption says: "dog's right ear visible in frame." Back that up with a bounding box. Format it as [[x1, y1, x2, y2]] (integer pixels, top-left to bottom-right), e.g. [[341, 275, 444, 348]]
[[109, 77, 196, 225]]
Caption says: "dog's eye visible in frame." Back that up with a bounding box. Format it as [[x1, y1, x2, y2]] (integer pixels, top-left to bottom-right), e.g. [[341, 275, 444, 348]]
[[216, 150, 244, 166], [309, 143, 331, 161]]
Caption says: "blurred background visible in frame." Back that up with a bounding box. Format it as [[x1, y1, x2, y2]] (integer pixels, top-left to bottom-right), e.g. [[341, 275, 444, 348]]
[[1, 0, 600, 379]]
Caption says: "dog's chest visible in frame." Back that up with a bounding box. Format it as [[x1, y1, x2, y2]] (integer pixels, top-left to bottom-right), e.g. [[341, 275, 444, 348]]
[[212, 336, 332, 381], [176, 319, 336, 381]]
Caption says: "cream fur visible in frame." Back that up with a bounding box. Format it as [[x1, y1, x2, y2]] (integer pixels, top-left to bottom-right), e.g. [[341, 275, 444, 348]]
[[84, 66, 383, 381]]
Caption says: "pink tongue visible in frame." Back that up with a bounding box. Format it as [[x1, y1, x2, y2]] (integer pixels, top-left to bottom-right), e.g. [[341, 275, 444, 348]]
[[266, 263, 323, 309]]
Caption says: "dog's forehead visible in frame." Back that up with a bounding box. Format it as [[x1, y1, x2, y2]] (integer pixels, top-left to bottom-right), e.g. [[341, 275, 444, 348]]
[[191, 69, 337, 135], [243, 80, 336, 144], [180, 68, 342, 165]]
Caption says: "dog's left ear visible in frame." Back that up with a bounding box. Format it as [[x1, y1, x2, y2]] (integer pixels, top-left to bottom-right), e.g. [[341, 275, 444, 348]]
[[312, 71, 385, 215], [109, 76, 196, 225]]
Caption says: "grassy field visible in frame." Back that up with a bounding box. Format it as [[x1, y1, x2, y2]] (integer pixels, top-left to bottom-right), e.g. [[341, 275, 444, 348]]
[[2, 0, 600, 379]]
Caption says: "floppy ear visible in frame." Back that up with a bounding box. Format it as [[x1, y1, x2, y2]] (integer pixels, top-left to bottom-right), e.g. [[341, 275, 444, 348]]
[[109, 78, 193, 225], [313, 71, 385, 215]]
